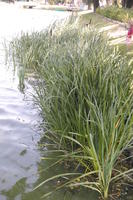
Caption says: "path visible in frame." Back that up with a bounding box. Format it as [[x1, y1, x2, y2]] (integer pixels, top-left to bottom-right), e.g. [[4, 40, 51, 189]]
[[79, 12, 128, 45]]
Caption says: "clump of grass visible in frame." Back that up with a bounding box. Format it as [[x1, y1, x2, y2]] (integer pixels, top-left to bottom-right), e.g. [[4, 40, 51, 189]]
[[96, 6, 133, 23], [9, 19, 133, 199]]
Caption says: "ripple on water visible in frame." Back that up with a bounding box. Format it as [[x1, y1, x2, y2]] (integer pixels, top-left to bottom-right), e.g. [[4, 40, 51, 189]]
[[0, 77, 41, 197]]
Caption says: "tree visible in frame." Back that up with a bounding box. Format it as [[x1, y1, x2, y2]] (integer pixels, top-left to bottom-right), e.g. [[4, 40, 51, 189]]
[[86, 0, 99, 11], [113, 0, 117, 6], [122, 0, 127, 7], [86, 0, 92, 9], [126, 0, 133, 8], [122, 0, 133, 8], [93, 0, 99, 11], [106, 0, 110, 5]]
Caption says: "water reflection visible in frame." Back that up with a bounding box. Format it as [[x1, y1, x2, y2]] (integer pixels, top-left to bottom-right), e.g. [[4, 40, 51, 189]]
[[1, 157, 99, 200], [0, 54, 41, 195], [0, 82, 41, 198]]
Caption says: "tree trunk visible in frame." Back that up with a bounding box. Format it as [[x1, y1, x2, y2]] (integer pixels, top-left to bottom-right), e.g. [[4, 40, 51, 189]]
[[126, 0, 133, 8], [113, 0, 117, 6], [122, 0, 127, 7], [87, 0, 91, 9], [106, 0, 110, 5], [93, 0, 99, 12]]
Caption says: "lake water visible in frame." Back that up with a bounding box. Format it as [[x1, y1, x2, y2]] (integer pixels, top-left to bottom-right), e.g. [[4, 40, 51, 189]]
[[0, 3, 132, 200]]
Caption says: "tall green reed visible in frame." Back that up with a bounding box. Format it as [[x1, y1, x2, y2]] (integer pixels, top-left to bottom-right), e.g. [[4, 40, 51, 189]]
[[9, 19, 133, 199]]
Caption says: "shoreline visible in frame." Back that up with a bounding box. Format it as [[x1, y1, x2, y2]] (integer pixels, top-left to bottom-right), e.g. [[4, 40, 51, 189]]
[[0, 1, 90, 12]]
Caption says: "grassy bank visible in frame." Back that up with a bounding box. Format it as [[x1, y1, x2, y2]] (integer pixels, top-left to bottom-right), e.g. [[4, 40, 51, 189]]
[[79, 12, 133, 57], [79, 12, 113, 28], [96, 6, 133, 24], [9, 18, 133, 199]]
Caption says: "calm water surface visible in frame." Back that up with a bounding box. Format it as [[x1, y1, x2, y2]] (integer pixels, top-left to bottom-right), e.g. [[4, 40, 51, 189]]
[[0, 3, 132, 200]]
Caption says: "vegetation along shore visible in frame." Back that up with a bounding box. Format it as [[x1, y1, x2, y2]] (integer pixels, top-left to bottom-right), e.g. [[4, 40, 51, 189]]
[[8, 12, 133, 200]]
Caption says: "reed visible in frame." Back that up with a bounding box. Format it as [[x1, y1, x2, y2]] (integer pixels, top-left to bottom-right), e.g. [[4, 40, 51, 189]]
[[9, 19, 133, 199]]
